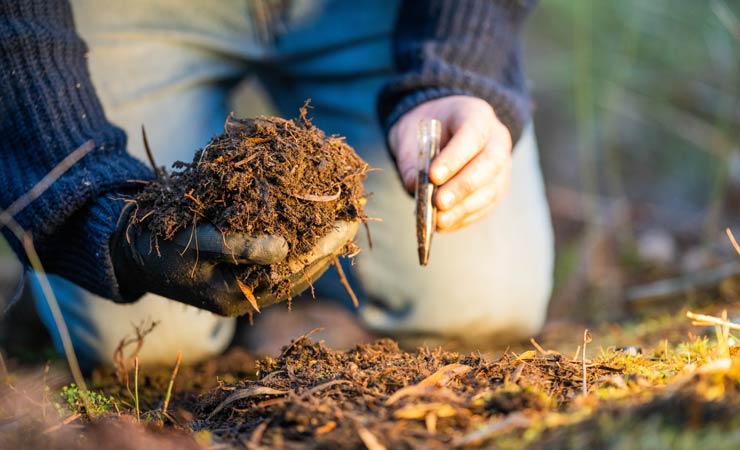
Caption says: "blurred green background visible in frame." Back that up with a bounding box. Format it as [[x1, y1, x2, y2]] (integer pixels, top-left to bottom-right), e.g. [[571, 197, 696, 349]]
[[1, 0, 739, 332], [527, 0, 739, 320]]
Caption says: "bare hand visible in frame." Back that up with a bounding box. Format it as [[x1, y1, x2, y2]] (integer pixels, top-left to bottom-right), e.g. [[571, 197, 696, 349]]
[[388, 96, 513, 232]]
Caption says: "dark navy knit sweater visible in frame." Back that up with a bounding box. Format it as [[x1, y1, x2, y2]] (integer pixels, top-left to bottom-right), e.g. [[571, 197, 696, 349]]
[[0, 0, 534, 302]]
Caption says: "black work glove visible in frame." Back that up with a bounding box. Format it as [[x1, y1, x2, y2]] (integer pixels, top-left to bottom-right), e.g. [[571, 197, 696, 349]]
[[110, 204, 358, 316]]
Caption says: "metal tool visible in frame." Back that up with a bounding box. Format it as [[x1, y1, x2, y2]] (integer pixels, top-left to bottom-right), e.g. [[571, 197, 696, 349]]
[[416, 119, 441, 266]]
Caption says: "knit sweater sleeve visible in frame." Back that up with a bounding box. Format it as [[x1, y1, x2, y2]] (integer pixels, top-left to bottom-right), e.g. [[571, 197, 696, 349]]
[[0, 0, 153, 300], [378, 0, 537, 145]]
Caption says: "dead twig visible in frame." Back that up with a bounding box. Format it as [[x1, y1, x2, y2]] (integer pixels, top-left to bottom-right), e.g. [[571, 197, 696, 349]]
[[363, 220, 373, 250], [572, 345, 581, 362], [279, 328, 324, 358], [134, 356, 141, 423], [162, 351, 182, 415], [112, 320, 159, 387], [184, 189, 204, 208], [0, 139, 101, 401], [530, 338, 548, 354], [43, 413, 82, 434], [727, 228, 740, 256], [299, 379, 352, 401], [4, 218, 87, 395], [0, 350, 8, 385], [686, 311, 740, 332], [582, 329, 592, 396], [246, 419, 271, 450], [0, 140, 95, 226], [333, 257, 359, 308], [355, 423, 387, 450], [141, 125, 163, 181], [452, 412, 531, 447], [208, 385, 288, 420], [688, 309, 737, 359], [234, 153, 260, 168]]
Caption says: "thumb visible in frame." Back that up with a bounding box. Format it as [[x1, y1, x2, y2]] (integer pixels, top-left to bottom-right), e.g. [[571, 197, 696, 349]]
[[172, 224, 288, 265]]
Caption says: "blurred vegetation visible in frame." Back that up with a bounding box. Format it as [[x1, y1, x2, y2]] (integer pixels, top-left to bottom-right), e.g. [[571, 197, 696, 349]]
[[527, 0, 740, 319], [530, 0, 738, 219]]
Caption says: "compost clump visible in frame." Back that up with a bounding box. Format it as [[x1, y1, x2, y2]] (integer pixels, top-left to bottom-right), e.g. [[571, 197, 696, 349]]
[[132, 105, 368, 303]]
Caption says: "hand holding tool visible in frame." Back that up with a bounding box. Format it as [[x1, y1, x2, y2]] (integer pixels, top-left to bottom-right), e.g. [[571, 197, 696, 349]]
[[415, 119, 441, 266]]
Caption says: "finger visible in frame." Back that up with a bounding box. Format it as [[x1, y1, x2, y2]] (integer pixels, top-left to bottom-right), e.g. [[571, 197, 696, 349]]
[[436, 183, 500, 232], [435, 147, 500, 211], [429, 116, 491, 186], [172, 223, 288, 264], [440, 203, 497, 233], [287, 220, 359, 272], [389, 121, 422, 193]]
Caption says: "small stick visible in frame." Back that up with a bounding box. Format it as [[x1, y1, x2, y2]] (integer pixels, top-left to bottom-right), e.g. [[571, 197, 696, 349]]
[[0, 141, 96, 409], [10, 221, 87, 393], [727, 228, 740, 256], [0, 140, 95, 227], [686, 311, 740, 331], [0, 350, 8, 385], [530, 338, 547, 354], [162, 351, 182, 415], [134, 356, 140, 423], [248, 419, 271, 448], [582, 329, 592, 396], [356, 423, 387, 450], [183, 189, 204, 208], [141, 126, 161, 180], [363, 220, 373, 250], [43, 413, 82, 434], [333, 257, 359, 308]]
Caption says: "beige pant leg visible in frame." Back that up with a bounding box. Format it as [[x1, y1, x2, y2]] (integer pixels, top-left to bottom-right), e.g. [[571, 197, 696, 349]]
[[355, 125, 555, 347]]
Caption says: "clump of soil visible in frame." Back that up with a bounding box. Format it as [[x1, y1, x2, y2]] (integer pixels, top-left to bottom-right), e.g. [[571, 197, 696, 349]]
[[194, 337, 625, 449], [133, 105, 368, 301]]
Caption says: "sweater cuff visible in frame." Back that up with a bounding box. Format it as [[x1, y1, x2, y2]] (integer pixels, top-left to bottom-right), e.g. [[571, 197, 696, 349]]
[[34, 191, 141, 302]]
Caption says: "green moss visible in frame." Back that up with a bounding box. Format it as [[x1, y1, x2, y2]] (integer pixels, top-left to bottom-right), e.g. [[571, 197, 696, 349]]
[[56, 383, 115, 418]]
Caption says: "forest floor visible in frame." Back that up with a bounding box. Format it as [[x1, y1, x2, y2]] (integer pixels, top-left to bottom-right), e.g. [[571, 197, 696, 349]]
[[2, 298, 740, 450]]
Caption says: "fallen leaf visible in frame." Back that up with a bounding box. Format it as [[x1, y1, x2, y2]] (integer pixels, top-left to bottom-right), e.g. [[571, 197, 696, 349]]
[[236, 278, 260, 313], [516, 350, 537, 361], [291, 187, 342, 202], [207, 385, 287, 420], [386, 364, 471, 405]]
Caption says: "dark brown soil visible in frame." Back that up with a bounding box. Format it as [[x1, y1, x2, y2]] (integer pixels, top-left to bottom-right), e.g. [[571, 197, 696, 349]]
[[193, 337, 624, 449], [5, 330, 740, 450], [132, 105, 368, 300]]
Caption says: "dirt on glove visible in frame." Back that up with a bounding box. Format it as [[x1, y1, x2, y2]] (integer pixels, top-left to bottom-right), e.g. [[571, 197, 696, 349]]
[[130, 104, 368, 302]]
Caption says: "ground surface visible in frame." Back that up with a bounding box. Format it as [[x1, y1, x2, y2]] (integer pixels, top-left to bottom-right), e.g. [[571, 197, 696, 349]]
[[2, 300, 740, 450]]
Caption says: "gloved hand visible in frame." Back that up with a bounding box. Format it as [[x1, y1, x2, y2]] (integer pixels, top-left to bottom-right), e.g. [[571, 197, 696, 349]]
[[110, 204, 358, 316]]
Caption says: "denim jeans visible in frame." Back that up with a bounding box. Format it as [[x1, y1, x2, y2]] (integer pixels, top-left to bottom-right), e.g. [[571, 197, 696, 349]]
[[32, 0, 554, 368]]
